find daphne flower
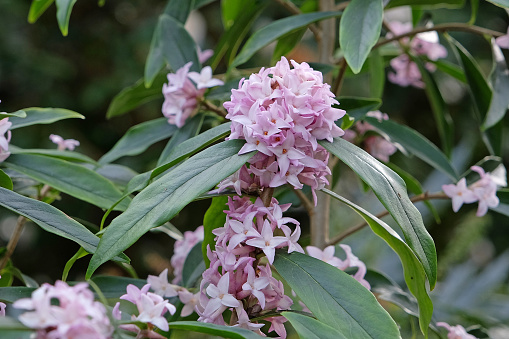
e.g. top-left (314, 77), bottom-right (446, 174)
top-left (0, 117), bottom-right (12, 162)
top-left (437, 322), bottom-right (477, 339)
top-left (135, 294), bottom-right (176, 332)
top-left (49, 134), bottom-right (80, 151)
top-left (246, 220), bottom-right (287, 264)
top-left (188, 66), bottom-right (224, 89)
top-left (178, 289), bottom-right (201, 317)
top-left (147, 268), bottom-right (178, 298)
top-left (197, 47), bottom-right (214, 64)
top-left (241, 265), bottom-right (270, 308)
top-left (363, 136), bottom-right (397, 162)
top-left (203, 272), bottom-right (241, 320)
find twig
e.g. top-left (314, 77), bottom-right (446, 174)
top-left (261, 187), bottom-right (275, 207)
top-left (334, 1), bottom-right (349, 11)
top-left (293, 187), bottom-right (314, 216)
top-left (326, 192), bottom-right (448, 246)
top-left (273, 0), bottom-right (321, 42)
top-left (201, 99), bottom-right (227, 117)
top-left (332, 58), bottom-right (347, 96)
top-left (0, 216), bottom-right (27, 270)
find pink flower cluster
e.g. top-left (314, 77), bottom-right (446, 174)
top-left (170, 225), bottom-right (204, 284)
top-left (0, 117), bottom-right (12, 163)
top-left (387, 22), bottom-right (447, 88)
top-left (197, 196), bottom-right (301, 337)
top-left (162, 63), bottom-right (224, 127)
top-left (223, 57), bottom-right (346, 203)
top-left (437, 322), bottom-right (478, 339)
top-left (116, 283), bottom-right (176, 338)
top-left (442, 165), bottom-right (506, 217)
top-left (306, 244), bottom-right (371, 290)
top-left (342, 111), bottom-right (397, 162)
top-left (13, 281), bottom-right (113, 339)
top-left (50, 134), bottom-right (80, 151)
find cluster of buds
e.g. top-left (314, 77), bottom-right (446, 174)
top-left (442, 165), bottom-right (506, 217)
top-left (223, 57), bottom-right (346, 203)
top-left (343, 111), bottom-right (397, 162)
top-left (49, 134), bottom-right (80, 151)
top-left (0, 116), bottom-right (12, 163)
top-left (162, 62), bottom-right (223, 128)
top-left (13, 281), bottom-right (113, 339)
top-left (196, 196), bottom-right (300, 337)
top-left (386, 22), bottom-right (448, 88)
top-left (115, 283), bottom-right (176, 338)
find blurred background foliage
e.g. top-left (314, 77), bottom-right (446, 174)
top-left (0, 0), bottom-right (509, 336)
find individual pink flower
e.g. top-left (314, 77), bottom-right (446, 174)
top-left (363, 136), bottom-right (397, 162)
top-left (437, 322), bottom-right (477, 339)
top-left (49, 134), bottom-right (80, 151)
top-left (246, 219), bottom-right (287, 264)
top-left (188, 66), bottom-right (224, 89)
top-left (0, 117), bottom-right (12, 163)
top-left (147, 268), bottom-right (178, 298)
top-left (197, 47), bottom-right (214, 64)
top-left (495, 27), bottom-right (509, 49)
top-left (0, 301), bottom-right (5, 316)
top-left (203, 272), bottom-right (241, 320)
top-left (388, 54), bottom-right (425, 88)
top-left (442, 178), bottom-right (477, 212)
top-left (178, 289), bottom-right (201, 317)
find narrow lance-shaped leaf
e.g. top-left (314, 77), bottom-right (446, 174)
top-left (168, 321), bottom-right (262, 339)
top-left (86, 140), bottom-right (255, 278)
top-left (0, 187), bottom-right (129, 263)
top-left (0, 110), bottom-right (26, 119)
top-left (231, 11), bottom-right (342, 68)
top-left (485, 0), bottom-right (509, 8)
top-left (274, 251), bottom-right (401, 338)
top-left (28, 0), bottom-right (55, 23)
top-left (3, 154), bottom-right (130, 211)
top-left (365, 117), bottom-right (458, 181)
top-left (99, 118), bottom-right (177, 165)
top-left (322, 188), bottom-right (433, 337)
top-left (145, 14), bottom-right (200, 87)
top-left (182, 242), bottom-right (205, 287)
top-left (369, 49), bottom-right (385, 98)
top-left (0, 169), bottom-right (13, 190)
top-left (282, 312), bottom-right (348, 339)
top-left (337, 97), bottom-right (381, 120)
top-left (483, 40), bottom-right (509, 129)
top-left (202, 196), bottom-right (228, 267)
top-left (106, 73), bottom-right (167, 119)
top-left (319, 137), bottom-right (437, 289)
top-left (340, 0), bottom-right (383, 74)
top-left (10, 147), bottom-right (97, 164)
top-left (55, 0), bottom-right (77, 36)
top-left (164, 0), bottom-right (195, 23)
top-left (8, 108), bottom-right (84, 130)
top-left (386, 0), bottom-right (465, 8)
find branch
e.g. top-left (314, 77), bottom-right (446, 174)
top-left (261, 187), bottom-right (275, 207)
top-left (326, 192), bottom-right (448, 247)
top-left (201, 99), bottom-right (227, 117)
top-left (0, 216), bottom-right (27, 270)
top-left (293, 187), bottom-right (314, 216)
top-left (332, 58), bottom-right (347, 96)
top-left (273, 0), bottom-right (321, 42)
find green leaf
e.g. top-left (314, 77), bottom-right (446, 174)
top-left (55, 0), bottom-right (77, 36)
top-left (337, 97), bottom-right (382, 120)
top-left (8, 108), bottom-right (84, 130)
top-left (106, 74), bottom-right (167, 119)
top-left (231, 11), bottom-right (341, 68)
top-left (432, 59), bottom-right (466, 83)
top-left (273, 28), bottom-right (307, 63)
top-left (449, 37), bottom-right (492, 120)
top-left (369, 49), bottom-right (385, 98)
top-left (202, 196), bottom-right (228, 267)
top-left (274, 251), bottom-right (401, 338)
top-left (340, 0), bottom-right (383, 74)
top-left (90, 275), bottom-right (146, 298)
top-left (0, 187), bottom-right (129, 263)
top-left (10, 147), bottom-right (97, 164)
top-left (319, 138), bottom-right (437, 289)
top-left (86, 140), bottom-right (254, 279)
top-left (416, 59), bottom-right (454, 157)
top-left (93, 164), bottom-right (138, 189)
top-left (322, 189), bottom-right (433, 337)
top-left (168, 321), bottom-right (263, 339)
top-left (157, 115), bottom-right (204, 166)
top-left (182, 242), bottom-right (205, 287)
top-left (469, 0), bottom-right (479, 24)
top-left (365, 117), bottom-right (458, 181)
top-left (28, 0), bottom-right (55, 23)
top-left (4, 154), bottom-right (130, 211)
top-left (164, 0), bottom-right (195, 23)
top-left (282, 312), bottom-right (348, 339)
top-left (221, 0), bottom-right (246, 29)
top-left (386, 0), bottom-right (465, 8)
top-left (145, 14), bottom-right (200, 87)
top-left (485, 0), bottom-right (509, 7)
top-left (194, 0), bottom-right (216, 9)
top-left (483, 41), bottom-right (509, 129)
top-left (99, 118), bottom-right (177, 165)
top-left (0, 287), bottom-right (35, 303)
top-left (0, 110), bottom-right (26, 119)
top-left (0, 169), bottom-right (13, 190)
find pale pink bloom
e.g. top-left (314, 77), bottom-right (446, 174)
top-left (135, 294), bottom-right (176, 332)
top-left (188, 66), bottom-right (224, 89)
top-left (388, 54), bottom-right (425, 88)
top-left (0, 302), bottom-right (5, 316)
top-left (364, 135), bottom-right (397, 162)
top-left (49, 134), bottom-right (80, 151)
top-left (241, 265), bottom-right (270, 308)
top-left (442, 178), bottom-right (477, 212)
top-left (306, 245), bottom-right (344, 267)
top-left (366, 110), bottom-right (389, 122)
top-left (337, 244), bottom-right (371, 290)
top-left (0, 117), bottom-right (12, 163)
top-left (178, 289), bottom-right (201, 317)
top-left (233, 309), bottom-right (264, 332)
top-left (171, 226), bottom-right (204, 284)
top-left (437, 322), bottom-right (477, 339)
top-left (203, 273), bottom-right (241, 320)
top-left (147, 268), bottom-right (178, 298)
top-left (112, 302), bottom-right (121, 320)
top-left (266, 316), bottom-right (288, 338)
top-left (495, 27), bottom-right (509, 49)
top-left (281, 224), bottom-right (304, 254)
top-left (120, 283), bottom-right (151, 305)
top-left (246, 220), bottom-right (287, 264)
top-left (197, 47), bottom-right (214, 64)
